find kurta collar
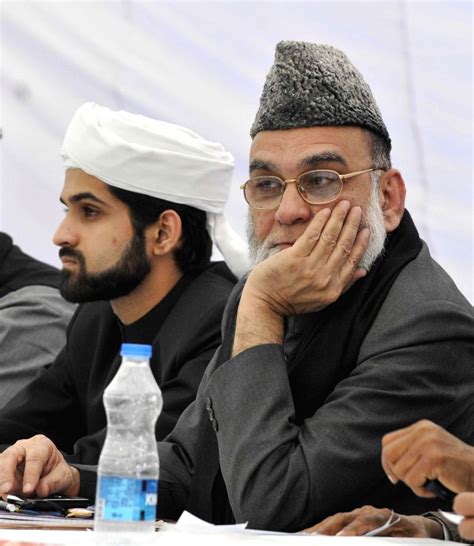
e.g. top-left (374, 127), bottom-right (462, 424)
top-left (119, 273), bottom-right (195, 344)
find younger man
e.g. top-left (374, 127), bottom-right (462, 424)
top-left (0, 103), bottom-right (247, 466)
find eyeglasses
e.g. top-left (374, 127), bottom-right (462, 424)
top-left (240, 168), bottom-right (378, 210)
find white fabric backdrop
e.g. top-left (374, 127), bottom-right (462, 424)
top-left (1, 1), bottom-right (472, 301)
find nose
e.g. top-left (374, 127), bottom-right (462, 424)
top-left (52, 214), bottom-right (79, 248)
top-left (274, 182), bottom-right (313, 226)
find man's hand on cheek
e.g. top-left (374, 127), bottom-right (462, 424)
top-left (0, 435), bottom-right (80, 498)
top-left (233, 201), bottom-right (369, 356)
top-left (245, 200), bottom-right (369, 316)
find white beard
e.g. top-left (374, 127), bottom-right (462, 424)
top-left (358, 181), bottom-right (387, 270)
top-left (247, 182), bottom-right (386, 271)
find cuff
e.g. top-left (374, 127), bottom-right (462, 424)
top-left (71, 464), bottom-right (98, 501)
top-left (424, 512), bottom-right (460, 542)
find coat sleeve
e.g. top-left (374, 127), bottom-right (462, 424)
top-left (0, 306), bottom-right (86, 453)
top-left (0, 285), bottom-right (75, 407)
top-left (154, 347), bottom-right (225, 521)
top-left (204, 297), bottom-right (474, 531)
top-left (152, 279), bottom-right (243, 521)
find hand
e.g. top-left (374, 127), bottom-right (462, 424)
top-left (454, 492), bottom-right (474, 540)
top-left (382, 420), bottom-right (474, 497)
top-left (303, 505), bottom-right (443, 538)
top-left (245, 201), bottom-right (369, 316)
top-left (233, 202), bottom-right (369, 355)
top-left (0, 435), bottom-right (80, 497)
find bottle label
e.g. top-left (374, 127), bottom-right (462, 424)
top-left (96, 477), bottom-right (158, 522)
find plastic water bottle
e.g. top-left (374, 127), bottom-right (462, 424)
top-left (95, 343), bottom-right (161, 533)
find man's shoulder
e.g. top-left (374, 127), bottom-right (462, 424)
top-left (182, 261), bottom-right (237, 304)
top-left (360, 242), bottom-right (473, 358)
top-left (0, 284), bottom-right (76, 320)
top-left (160, 262), bottom-right (236, 336)
top-left (384, 242), bottom-right (471, 312)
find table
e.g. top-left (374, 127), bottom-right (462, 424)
top-left (0, 528), bottom-right (457, 546)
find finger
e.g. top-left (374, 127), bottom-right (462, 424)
top-left (0, 445), bottom-right (26, 494)
top-left (337, 514), bottom-right (388, 536)
top-left (399, 458), bottom-right (437, 497)
top-left (21, 442), bottom-right (51, 494)
top-left (389, 439), bottom-right (425, 483)
top-left (338, 226), bottom-right (370, 285)
top-left (382, 420), bottom-right (438, 450)
top-left (382, 432), bottom-right (415, 483)
top-left (311, 200), bottom-right (351, 262)
top-left (385, 426), bottom-right (449, 494)
top-left (326, 205), bottom-right (362, 268)
top-left (459, 518), bottom-right (474, 541)
top-left (307, 513), bottom-right (351, 535)
top-left (334, 507), bottom-right (392, 537)
top-left (454, 493), bottom-right (474, 516)
top-left (35, 462), bottom-right (71, 497)
top-left (292, 207), bottom-right (331, 257)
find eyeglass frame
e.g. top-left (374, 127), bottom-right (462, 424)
top-left (240, 168), bottom-right (381, 209)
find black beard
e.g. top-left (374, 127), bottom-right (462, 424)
top-left (59, 231), bottom-right (151, 303)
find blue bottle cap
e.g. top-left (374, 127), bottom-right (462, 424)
top-left (120, 343), bottom-right (152, 358)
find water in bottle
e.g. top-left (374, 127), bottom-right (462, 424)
top-left (95, 343), bottom-right (162, 533)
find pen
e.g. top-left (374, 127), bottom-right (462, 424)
top-left (0, 499), bottom-right (63, 517)
top-left (424, 479), bottom-right (456, 503)
top-left (0, 500), bottom-right (19, 512)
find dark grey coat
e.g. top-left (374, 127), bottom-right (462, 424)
top-left (78, 244), bottom-right (473, 531)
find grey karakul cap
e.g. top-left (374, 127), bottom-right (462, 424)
top-left (251, 41), bottom-right (391, 150)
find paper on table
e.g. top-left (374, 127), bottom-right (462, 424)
top-left (173, 510), bottom-right (398, 538)
top-left (174, 510), bottom-right (248, 533)
top-left (173, 511), bottom-right (299, 536)
top-left (439, 511), bottom-right (464, 525)
top-left (0, 511), bottom-right (93, 529)
top-left (293, 510), bottom-right (402, 538)
top-left (362, 510), bottom-right (401, 536)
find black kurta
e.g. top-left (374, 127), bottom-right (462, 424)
top-left (0, 262), bottom-right (235, 464)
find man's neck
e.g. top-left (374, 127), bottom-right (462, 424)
top-left (110, 265), bottom-right (183, 325)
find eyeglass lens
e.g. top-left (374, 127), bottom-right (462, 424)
top-left (245, 171), bottom-right (342, 209)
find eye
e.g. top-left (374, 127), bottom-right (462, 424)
top-left (253, 177), bottom-right (282, 192)
top-left (300, 171), bottom-right (338, 192)
top-left (82, 205), bottom-right (99, 218)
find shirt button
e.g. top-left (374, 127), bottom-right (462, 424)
top-left (205, 397), bottom-right (213, 411)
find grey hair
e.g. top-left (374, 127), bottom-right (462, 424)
top-left (359, 168), bottom-right (387, 270)
top-left (368, 130), bottom-right (392, 171)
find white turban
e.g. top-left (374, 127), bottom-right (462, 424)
top-left (61, 102), bottom-right (249, 278)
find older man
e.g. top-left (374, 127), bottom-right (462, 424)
top-left (0, 103), bottom-right (246, 477)
top-left (1, 43), bottom-right (472, 531)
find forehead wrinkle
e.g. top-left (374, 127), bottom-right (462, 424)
top-left (298, 152), bottom-right (348, 170)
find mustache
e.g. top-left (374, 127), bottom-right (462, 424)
top-left (59, 247), bottom-right (84, 262)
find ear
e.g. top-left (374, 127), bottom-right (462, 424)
top-left (147, 210), bottom-right (183, 257)
top-left (378, 169), bottom-right (406, 233)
